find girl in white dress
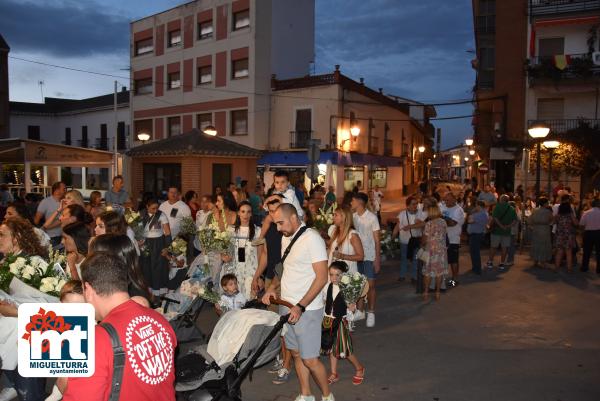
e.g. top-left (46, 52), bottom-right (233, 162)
top-left (222, 201), bottom-right (261, 300)
top-left (328, 207), bottom-right (364, 274)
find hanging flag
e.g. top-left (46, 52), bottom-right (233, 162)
top-left (554, 55), bottom-right (568, 70)
top-left (529, 28), bottom-right (536, 58)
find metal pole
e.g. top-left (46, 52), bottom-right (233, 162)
top-left (113, 80), bottom-right (118, 178)
top-left (547, 148), bottom-right (553, 196)
top-left (535, 141), bottom-right (541, 197)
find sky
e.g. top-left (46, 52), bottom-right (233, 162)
top-left (1, 0), bottom-right (475, 149)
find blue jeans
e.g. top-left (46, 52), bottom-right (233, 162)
top-left (506, 235), bottom-right (517, 263)
top-left (469, 233), bottom-right (485, 273)
top-left (399, 243), bottom-right (417, 279)
top-left (3, 369), bottom-right (46, 401)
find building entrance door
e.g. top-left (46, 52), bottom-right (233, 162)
top-left (143, 163), bottom-right (181, 197)
top-left (212, 163), bottom-right (232, 192)
top-left (492, 160), bottom-right (515, 193)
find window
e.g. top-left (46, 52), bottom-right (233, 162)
top-left (135, 38), bottom-right (153, 56)
top-left (292, 109), bottom-right (311, 148)
top-left (65, 127), bottom-right (71, 145)
top-left (370, 168), bottom-right (388, 188)
top-left (232, 58), bottom-right (249, 79)
top-left (233, 9), bottom-right (250, 30)
top-left (197, 65), bottom-right (212, 84)
top-left (198, 21), bottom-right (213, 40)
top-left (168, 72), bottom-right (181, 90)
top-left (80, 126), bottom-right (88, 148)
top-left (197, 113), bottom-right (212, 131)
top-left (86, 168), bottom-right (109, 190)
top-left (135, 78), bottom-right (152, 95)
top-left (168, 29), bottom-right (181, 47)
top-left (168, 117), bottom-right (181, 137)
top-left (539, 37), bottom-right (564, 57)
top-left (537, 98), bottom-right (564, 120)
top-left (479, 47), bottom-right (495, 69)
top-left (117, 122), bottom-right (126, 150)
top-left (231, 110), bottom-right (248, 135)
top-left (27, 126), bottom-right (40, 140)
top-left (479, 0), bottom-right (495, 15)
top-left (370, 136), bottom-right (379, 154)
top-left (99, 124), bottom-right (108, 150)
top-left (135, 119), bottom-right (153, 141)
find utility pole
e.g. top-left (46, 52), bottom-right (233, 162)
top-left (113, 80), bottom-right (118, 178)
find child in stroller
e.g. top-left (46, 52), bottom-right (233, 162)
top-left (175, 297), bottom-right (292, 401)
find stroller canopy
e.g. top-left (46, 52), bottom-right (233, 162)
top-left (207, 309), bottom-right (285, 367)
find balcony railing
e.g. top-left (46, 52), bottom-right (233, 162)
top-left (527, 53), bottom-right (600, 83)
top-left (289, 130), bottom-right (312, 149)
top-left (475, 15), bottom-right (495, 35)
top-left (369, 136), bottom-right (379, 154)
top-left (527, 118), bottom-right (600, 134)
top-left (530, 0), bottom-right (600, 16)
top-left (77, 139), bottom-right (88, 148)
top-left (95, 137), bottom-right (109, 150)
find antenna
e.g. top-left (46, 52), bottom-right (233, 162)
top-left (38, 80), bottom-right (45, 102)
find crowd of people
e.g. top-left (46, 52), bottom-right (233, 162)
top-left (0, 171), bottom-right (389, 401)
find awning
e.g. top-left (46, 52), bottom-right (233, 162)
top-left (535, 16), bottom-right (600, 28)
top-left (258, 151), bottom-right (405, 168)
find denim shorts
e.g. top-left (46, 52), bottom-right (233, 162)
top-left (358, 260), bottom-right (376, 279)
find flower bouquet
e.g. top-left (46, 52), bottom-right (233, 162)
top-left (0, 254), bottom-right (66, 302)
top-left (380, 229), bottom-right (400, 259)
top-left (314, 202), bottom-right (336, 234)
top-left (178, 216), bottom-right (197, 239)
top-left (338, 272), bottom-right (368, 305)
top-left (180, 280), bottom-right (227, 310)
top-left (167, 237), bottom-right (188, 257)
top-left (125, 209), bottom-right (149, 256)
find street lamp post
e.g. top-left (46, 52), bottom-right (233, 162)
top-left (543, 140), bottom-right (560, 196)
top-left (528, 122), bottom-right (550, 197)
top-left (203, 125), bottom-right (217, 136)
top-left (418, 145), bottom-right (425, 181)
top-left (137, 132), bottom-right (150, 144)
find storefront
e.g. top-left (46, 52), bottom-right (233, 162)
top-left (258, 150), bottom-right (405, 199)
top-left (0, 138), bottom-right (116, 197)
top-left (127, 129), bottom-right (261, 198)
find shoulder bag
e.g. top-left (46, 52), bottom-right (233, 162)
top-left (274, 226), bottom-right (308, 277)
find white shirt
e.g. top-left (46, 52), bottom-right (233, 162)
top-left (398, 209), bottom-right (427, 244)
top-left (220, 292), bottom-right (247, 311)
top-left (279, 186), bottom-right (304, 220)
top-left (372, 190), bottom-right (383, 211)
top-left (580, 207), bottom-right (600, 230)
top-left (158, 200), bottom-right (191, 238)
top-left (439, 203), bottom-right (465, 244)
top-left (144, 212), bottom-right (169, 239)
top-left (328, 228), bottom-right (360, 274)
top-left (353, 209), bottom-right (380, 261)
top-left (280, 225), bottom-right (328, 310)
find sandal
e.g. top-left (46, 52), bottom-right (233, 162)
top-left (327, 372), bottom-right (339, 384)
top-left (352, 367), bottom-right (365, 385)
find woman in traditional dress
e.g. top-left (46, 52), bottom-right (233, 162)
top-left (140, 198), bottom-right (171, 295)
top-left (421, 204), bottom-right (448, 301)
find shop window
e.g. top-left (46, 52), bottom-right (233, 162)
top-left (343, 167), bottom-right (364, 192)
top-left (86, 168), bottom-right (109, 190)
top-left (370, 168), bottom-right (388, 188)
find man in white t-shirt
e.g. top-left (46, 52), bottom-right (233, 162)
top-left (392, 195), bottom-right (426, 282)
top-left (262, 204), bottom-right (333, 401)
top-left (440, 193), bottom-right (465, 287)
top-left (158, 186), bottom-right (191, 238)
top-left (351, 192), bottom-right (380, 328)
top-left (34, 181), bottom-right (66, 248)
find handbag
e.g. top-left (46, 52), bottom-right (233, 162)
top-left (416, 247), bottom-right (430, 264)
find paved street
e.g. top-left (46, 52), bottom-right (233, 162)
top-left (241, 250), bottom-right (600, 401)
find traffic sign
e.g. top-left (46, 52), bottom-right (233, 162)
top-left (307, 163), bottom-right (319, 181)
top-left (307, 139), bottom-right (321, 163)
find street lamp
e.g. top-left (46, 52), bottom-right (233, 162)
top-left (465, 138), bottom-right (473, 146)
top-left (418, 145), bottom-right (425, 153)
top-left (203, 125), bottom-right (217, 136)
top-left (543, 140), bottom-right (560, 196)
top-left (350, 125), bottom-right (360, 137)
top-left (469, 149), bottom-right (475, 156)
top-left (464, 157), bottom-right (470, 179)
top-left (137, 132), bottom-right (150, 143)
top-left (528, 122), bottom-right (550, 197)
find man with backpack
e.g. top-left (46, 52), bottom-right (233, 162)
top-left (64, 252), bottom-right (177, 401)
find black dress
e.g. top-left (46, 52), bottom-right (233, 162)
top-left (140, 210), bottom-right (170, 295)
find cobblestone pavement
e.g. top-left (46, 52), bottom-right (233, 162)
top-left (240, 250), bottom-right (600, 401)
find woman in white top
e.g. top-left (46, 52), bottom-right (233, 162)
top-left (140, 198), bottom-right (171, 295)
top-left (222, 201), bottom-right (261, 300)
top-left (328, 206), bottom-right (364, 274)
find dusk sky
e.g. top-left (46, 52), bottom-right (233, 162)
top-left (1, 0), bottom-right (475, 149)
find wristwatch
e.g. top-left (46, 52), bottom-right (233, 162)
top-left (295, 303), bottom-right (306, 313)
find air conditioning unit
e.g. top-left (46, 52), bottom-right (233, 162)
top-left (593, 52), bottom-right (600, 66)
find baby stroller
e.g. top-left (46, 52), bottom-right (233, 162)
top-left (175, 298), bottom-right (292, 401)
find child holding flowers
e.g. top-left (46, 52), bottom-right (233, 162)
top-left (322, 261), bottom-right (366, 386)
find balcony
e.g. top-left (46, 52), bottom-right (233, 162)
top-left (289, 130), bottom-right (312, 149)
top-left (529, 0), bottom-right (600, 16)
top-left (475, 15), bottom-right (495, 35)
top-left (527, 118), bottom-right (600, 134)
top-left (95, 137), bottom-right (109, 150)
top-left (77, 139), bottom-right (88, 148)
top-left (527, 53), bottom-right (600, 85)
top-left (369, 136), bottom-right (379, 154)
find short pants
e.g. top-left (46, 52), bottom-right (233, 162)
top-left (281, 307), bottom-right (323, 359)
top-left (447, 244), bottom-right (460, 264)
top-left (358, 260), bottom-right (376, 279)
top-left (491, 234), bottom-right (511, 249)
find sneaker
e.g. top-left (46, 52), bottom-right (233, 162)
top-left (447, 279), bottom-right (458, 287)
top-left (499, 263), bottom-right (506, 271)
top-left (366, 312), bottom-right (375, 328)
top-left (353, 310), bottom-right (365, 321)
top-left (268, 357), bottom-right (283, 374)
top-left (486, 261), bottom-right (494, 269)
top-left (0, 388), bottom-right (17, 401)
top-left (322, 394), bottom-right (336, 401)
top-left (272, 368), bottom-right (290, 384)
top-left (294, 395), bottom-right (316, 401)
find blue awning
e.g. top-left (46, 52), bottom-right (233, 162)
top-left (258, 151), bottom-right (404, 167)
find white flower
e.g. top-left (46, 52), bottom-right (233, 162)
top-left (197, 286), bottom-right (205, 296)
top-left (9, 262), bottom-right (19, 275)
top-left (341, 275), bottom-right (351, 285)
top-left (14, 258), bottom-right (26, 269)
top-left (56, 279), bottom-right (67, 292)
top-left (39, 283), bottom-right (55, 293)
top-left (353, 272), bottom-right (362, 281)
top-left (106, 206), bottom-right (113, 211)
top-left (21, 265), bottom-right (36, 279)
